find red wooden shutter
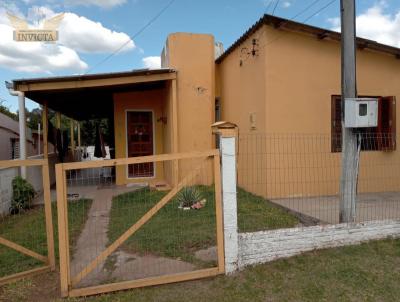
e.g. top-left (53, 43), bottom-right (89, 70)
top-left (376, 97), bottom-right (384, 150)
top-left (381, 96), bottom-right (396, 151)
top-left (331, 95), bottom-right (342, 152)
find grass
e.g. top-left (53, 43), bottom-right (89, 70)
top-left (107, 186), bottom-right (217, 264)
top-left (1, 238), bottom-right (400, 301)
top-left (107, 186), bottom-right (299, 264)
top-left (237, 188), bottom-right (300, 232)
top-left (0, 199), bottom-right (92, 277)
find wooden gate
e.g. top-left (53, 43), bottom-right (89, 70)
top-left (56, 150), bottom-right (224, 297)
top-left (0, 159), bottom-right (55, 285)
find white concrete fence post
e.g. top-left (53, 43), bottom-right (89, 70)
top-left (215, 125), bottom-right (239, 274)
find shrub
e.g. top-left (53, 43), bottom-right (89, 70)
top-left (176, 186), bottom-right (202, 208)
top-left (10, 176), bottom-right (35, 214)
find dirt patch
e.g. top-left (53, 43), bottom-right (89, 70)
top-left (0, 270), bottom-right (60, 302)
top-left (109, 250), bottom-right (195, 282)
top-left (195, 246), bottom-right (217, 262)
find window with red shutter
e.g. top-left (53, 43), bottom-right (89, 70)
top-left (331, 95), bottom-right (396, 152)
top-left (380, 96), bottom-right (396, 151)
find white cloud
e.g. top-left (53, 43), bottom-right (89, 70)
top-left (327, 16), bottom-right (340, 29)
top-left (17, 0), bottom-right (127, 9)
top-left (0, 3), bottom-right (22, 24)
top-left (59, 13), bottom-right (134, 53)
top-left (328, 3), bottom-right (400, 48)
top-left (142, 56), bottom-right (161, 69)
top-left (23, 7), bottom-right (135, 53)
top-left (0, 5), bottom-right (135, 73)
top-left (65, 0), bottom-right (127, 9)
top-left (282, 1), bottom-right (291, 8)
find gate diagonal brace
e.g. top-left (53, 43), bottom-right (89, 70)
top-left (0, 235), bottom-right (48, 263)
top-left (71, 158), bottom-right (209, 286)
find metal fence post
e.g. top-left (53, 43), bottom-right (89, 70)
top-left (217, 126), bottom-right (239, 274)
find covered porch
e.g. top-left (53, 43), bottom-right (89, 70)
top-left (12, 68), bottom-right (179, 189)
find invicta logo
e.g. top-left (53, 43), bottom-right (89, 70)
top-left (7, 13), bottom-right (64, 42)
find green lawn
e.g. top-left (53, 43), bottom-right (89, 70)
top-left (0, 199), bottom-right (92, 277)
top-left (107, 186), bottom-right (218, 265)
top-left (107, 186), bottom-right (299, 264)
top-left (1, 238), bottom-right (399, 302)
top-left (237, 188), bottom-right (300, 232)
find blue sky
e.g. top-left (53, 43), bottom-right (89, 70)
top-left (0, 0), bottom-right (399, 113)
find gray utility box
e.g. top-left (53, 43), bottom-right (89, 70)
top-left (344, 98), bottom-right (378, 128)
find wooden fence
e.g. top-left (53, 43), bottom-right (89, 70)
top-left (0, 159), bottom-right (55, 285)
top-left (56, 150), bottom-right (225, 297)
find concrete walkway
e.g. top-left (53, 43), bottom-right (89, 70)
top-left (70, 186), bottom-right (120, 286)
top-left (272, 191), bottom-right (400, 224)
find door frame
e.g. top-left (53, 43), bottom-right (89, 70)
top-left (125, 109), bottom-right (156, 179)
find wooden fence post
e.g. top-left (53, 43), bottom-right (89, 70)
top-left (56, 164), bottom-right (70, 297)
top-left (42, 162), bottom-right (55, 270)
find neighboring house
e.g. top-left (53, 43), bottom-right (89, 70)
top-left (0, 113), bottom-right (45, 215)
top-left (0, 112), bottom-right (38, 160)
top-left (8, 14), bottom-right (400, 196)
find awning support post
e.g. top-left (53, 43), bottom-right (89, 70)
top-left (42, 102), bottom-right (48, 159)
top-left (8, 88), bottom-right (26, 178)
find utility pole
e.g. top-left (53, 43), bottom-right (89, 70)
top-left (339, 0), bottom-right (358, 223)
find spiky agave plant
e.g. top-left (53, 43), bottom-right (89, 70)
top-left (177, 186), bottom-right (202, 208)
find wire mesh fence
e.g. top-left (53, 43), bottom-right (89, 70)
top-left (0, 160), bottom-right (54, 283)
top-left (237, 132), bottom-right (400, 232)
top-left (59, 152), bottom-right (222, 294)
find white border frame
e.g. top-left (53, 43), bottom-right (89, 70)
top-left (125, 109), bottom-right (156, 179)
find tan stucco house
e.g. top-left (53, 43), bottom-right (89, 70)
top-left (9, 14), bottom-right (400, 195)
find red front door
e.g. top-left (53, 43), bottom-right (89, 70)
top-left (127, 111), bottom-right (154, 177)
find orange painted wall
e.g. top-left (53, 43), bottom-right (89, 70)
top-left (217, 25), bottom-right (400, 199)
top-left (113, 89), bottom-right (166, 185)
top-left (161, 81), bottom-right (175, 185)
top-left (162, 33), bottom-right (215, 182)
top-left (216, 30), bottom-right (267, 133)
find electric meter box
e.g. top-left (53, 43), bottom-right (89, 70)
top-left (344, 98), bottom-right (378, 128)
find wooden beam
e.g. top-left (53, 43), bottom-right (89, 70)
top-left (358, 42), bottom-right (369, 50)
top-left (0, 159), bottom-right (46, 168)
top-left (317, 31), bottom-right (329, 40)
top-left (69, 267), bottom-right (220, 298)
top-left (0, 266), bottom-right (51, 286)
top-left (42, 102), bottom-right (48, 159)
top-left (339, 0), bottom-right (358, 223)
top-left (70, 119), bottom-right (75, 151)
top-left (15, 73), bottom-right (177, 92)
top-left (56, 164), bottom-right (70, 297)
top-left (77, 122), bottom-right (81, 147)
top-left (71, 159), bottom-right (209, 286)
top-left (171, 79), bottom-right (179, 185)
top-left (273, 20), bottom-right (284, 29)
top-left (0, 236), bottom-right (47, 263)
top-left (42, 163), bottom-right (55, 270)
top-left (62, 150), bottom-right (219, 171)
